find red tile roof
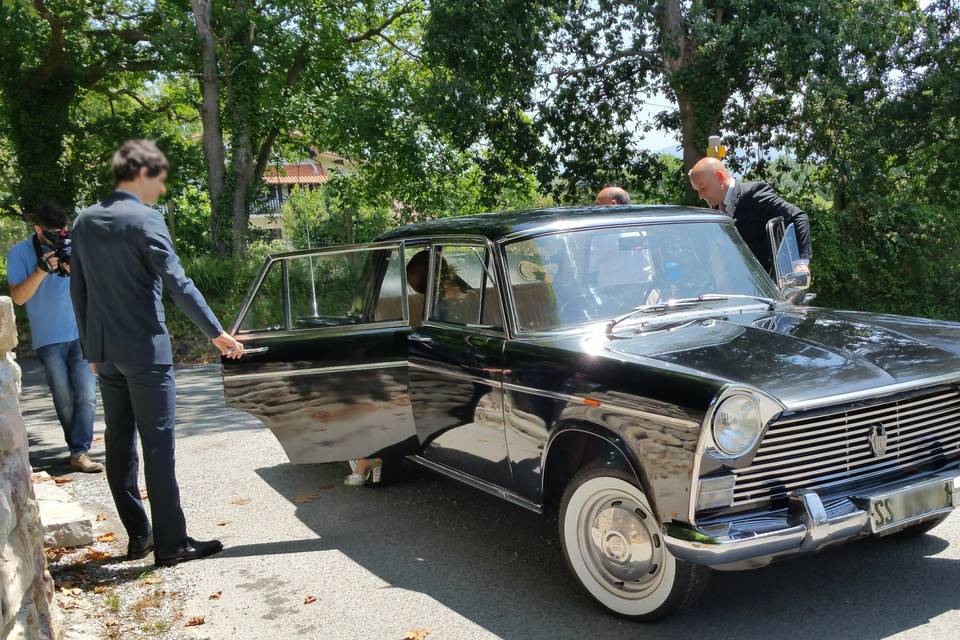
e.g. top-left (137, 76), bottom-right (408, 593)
top-left (263, 163), bottom-right (329, 185)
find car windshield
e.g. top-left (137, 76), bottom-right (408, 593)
top-left (503, 221), bottom-right (781, 333)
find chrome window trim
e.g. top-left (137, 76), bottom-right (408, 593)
top-left (222, 360), bottom-right (407, 382)
top-left (232, 242), bottom-right (408, 336)
top-left (495, 218), bottom-right (760, 338)
top-left (423, 238), bottom-right (508, 332)
top-left (497, 213), bottom-right (731, 243)
top-left (230, 256), bottom-right (278, 335)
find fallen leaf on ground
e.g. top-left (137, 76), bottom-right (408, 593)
top-left (95, 513), bottom-right (108, 522)
top-left (209, 591), bottom-right (223, 600)
top-left (57, 581), bottom-right (76, 589)
top-left (185, 616), bottom-right (205, 627)
top-left (33, 474), bottom-right (52, 483)
top-left (97, 532), bottom-right (116, 543)
top-left (216, 521), bottom-right (230, 527)
top-left (294, 494), bottom-right (319, 504)
top-left (93, 436), bottom-right (104, 444)
top-left (403, 630), bottom-right (431, 640)
top-left (139, 576), bottom-right (162, 585)
top-left (230, 497), bottom-right (251, 506)
top-left (140, 490), bottom-right (149, 500)
top-left (44, 547), bottom-right (67, 562)
top-left (58, 599), bottom-right (79, 610)
top-left (104, 620), bottom-right (119, 628)
top-left (60, 587), bottom-right (82, 596)
top-left (94, 586), bottom-right (109, 594)
top-left (303, 595), bottom-right (317, 605)
top-left (52, 476), bottom-right (72, 485)
top-left (85, 549), bottom-right (111, 562)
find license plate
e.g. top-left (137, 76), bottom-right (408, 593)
top-left (868, 480), bottom-right (954, 534)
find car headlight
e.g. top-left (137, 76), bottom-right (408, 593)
top-left (712, 395), bottom-right (762, 456)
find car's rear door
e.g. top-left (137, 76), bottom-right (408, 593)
top-left (221, 242), bottom-right (421, 464)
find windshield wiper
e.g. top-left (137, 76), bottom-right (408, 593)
top-left (605, 293), bottom-right (779, 338)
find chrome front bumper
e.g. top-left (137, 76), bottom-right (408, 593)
top-left (664, 467), bottom-right (960, 568)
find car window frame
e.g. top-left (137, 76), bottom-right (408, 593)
top-left (497, 218), bottom-right (779, 337)
top-left (418, 236), bottom-right (507, 337)
top-left (231, 240), bottom-right (409, 337)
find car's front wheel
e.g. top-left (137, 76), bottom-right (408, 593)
top-left (559, 466), bottom-right (709, 621)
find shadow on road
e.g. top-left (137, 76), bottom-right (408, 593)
top-left (241, 460), bottom-right (959, 640)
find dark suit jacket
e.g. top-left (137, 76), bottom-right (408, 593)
top-left (729, 181), bottom-right (812, 273)
top-left (70, 191), bottom-right (223, 365)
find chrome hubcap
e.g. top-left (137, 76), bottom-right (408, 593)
top-left (580, 494), bottom-right (664, 597)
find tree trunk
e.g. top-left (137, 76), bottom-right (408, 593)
top-left (190, 0), bottom-right (229, 255)
top-left (229, 131), bottom-right (255, 258)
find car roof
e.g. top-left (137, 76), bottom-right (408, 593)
top-left (376, 205), bottom-right (729, 243)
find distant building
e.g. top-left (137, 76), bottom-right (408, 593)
top-left (250, 150), bottom-right (354, 233)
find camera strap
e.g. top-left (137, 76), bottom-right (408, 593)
top-left (32, 234), bottom-right (58, 273)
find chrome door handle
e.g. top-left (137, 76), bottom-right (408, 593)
top-left (408, 335), bottom-right (433, 345)
top-left (242, 346), bottom-right (269, 355)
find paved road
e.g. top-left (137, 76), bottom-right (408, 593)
top-left (20, 360), bottom-right (960, 639)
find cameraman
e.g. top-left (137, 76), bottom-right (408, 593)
top-left (6, 203), bottom-right (102, 473)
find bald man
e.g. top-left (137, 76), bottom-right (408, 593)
top-left (595, 186), bottom-right (631, 205)
top-left (688, 157), bottom-right (811, 275)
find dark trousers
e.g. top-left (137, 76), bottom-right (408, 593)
top-left (36, 339), bottom-right (97, 454)
top-left (97, 363), bottom-right (187, 551)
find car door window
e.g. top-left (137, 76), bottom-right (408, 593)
top-left (429, 244), bottom-right (502, 328)
top-left (237, 260), bottom-right (285, 333)
top-left (235, 245), bottom-right (404, 333)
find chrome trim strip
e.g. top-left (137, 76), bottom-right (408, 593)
top-left (501, 382), bottom-right (699, 429)
top-left (235, 321), bottom-right (410, 340)
top-left (783, 374), bottom-right (960, 411)
top-left (770, 392), bottom-right (958, 434)
top-left (754, 412), bottom-right (960, 463)
top-left (734, 435), bottom-right (960, 492)
top-left (497, 213), bottom-right (729, 243)
top-left (223, 361), bottom-right (407, 382)
top-left (408, 361), bottom-right (498, 387)
top-left (667, 467), bottom-right (960, 565)
top-left (758, 399), bottom-right (959, 450)
top-left (409, 455), bottom-right (543, 514)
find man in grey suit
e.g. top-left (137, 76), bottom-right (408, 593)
top-left (71, 139), bottom-right (244, 566)
top-left (688, 157), bottom-right (812, 275)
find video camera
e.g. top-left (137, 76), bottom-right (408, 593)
top-left (33, 227), bottom-right (72, 277)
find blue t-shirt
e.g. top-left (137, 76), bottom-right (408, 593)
top-left (6, 237), bottom-right (80, 350)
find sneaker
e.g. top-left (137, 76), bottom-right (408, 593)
top-left (69, 453), bottom-right (104, 473)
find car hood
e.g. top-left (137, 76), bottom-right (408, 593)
top-left (589, 306), bottom-right (960, 408)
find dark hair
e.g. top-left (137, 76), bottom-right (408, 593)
top-left (603, 184), bottom-right (631, 204)
top-left (112, 139), bottom-right (170, 183)
top-left (32, 202), bottom-right (68, 229)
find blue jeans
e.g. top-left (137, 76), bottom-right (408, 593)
top-left (36, 339), bottom-right (97, 455)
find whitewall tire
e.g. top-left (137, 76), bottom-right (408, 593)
top-left (559, 466), bottom-right (709, 620)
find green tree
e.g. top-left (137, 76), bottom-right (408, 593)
top-left (0, 0), bottom-right (175, 213)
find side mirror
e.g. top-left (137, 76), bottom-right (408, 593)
top-left (780, 270), bottom-right (810, 291)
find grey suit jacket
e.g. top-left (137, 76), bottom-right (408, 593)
top-left (70, 191), bottom-right (223, 365)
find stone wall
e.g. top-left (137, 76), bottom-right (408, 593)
top-left (0, 296), bottom-right (59, 640)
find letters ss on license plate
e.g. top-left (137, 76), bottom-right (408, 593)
top-left (867, 480), bottom-right (954, 534)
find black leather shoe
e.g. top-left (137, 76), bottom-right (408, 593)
top-left (154, 537), bottom-right (223, 567)
top-left (127, 533), bottom-right (154, 561)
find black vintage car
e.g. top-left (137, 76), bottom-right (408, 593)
top-left (222, 206), bottom-right (960, 620)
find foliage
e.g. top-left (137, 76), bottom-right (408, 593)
top-left (167, 185), bottom-right (213, 256)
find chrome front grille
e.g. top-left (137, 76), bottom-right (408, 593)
top-left (731, 387), bottom-right (960, 507)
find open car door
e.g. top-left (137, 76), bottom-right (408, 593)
top-left (221, 242), bottom-right (421, 463)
